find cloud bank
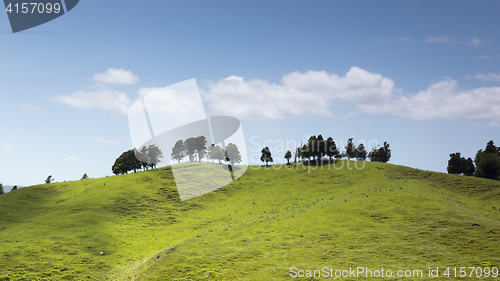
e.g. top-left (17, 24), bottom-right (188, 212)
top-left (51, 89), bottom-right (132, 114)
top-left (93, 68), bottom-right (139, 85)
top-left (52, 67), bottom-right (500, 122)
top-left (202, 67), bottom-right (500, 121)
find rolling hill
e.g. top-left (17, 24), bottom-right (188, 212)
top-left (0, 161), bottom-right (499, 280)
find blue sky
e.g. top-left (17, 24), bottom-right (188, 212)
top-left (1, 0), bottom-right (499, 187)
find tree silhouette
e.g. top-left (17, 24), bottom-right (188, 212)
top-left (45, 175), bottom-right (54, 184)
top-left (208, 144), bottom-right (225, 164)
top-left (0, 184), bottom-right (3, 195)
top-left (355, 143), bottom-right (367, 161)
top-left (81, 173), bottom-right (88, 180)
top-left (344, 138), bottom-right (356, 160)
top-left (301, 144), bottom-right (311, 162)
top-left (284, 150), bottom-right (292, 165)
top-left (261, 147), bottom-right (273, 167)
top-left (447, 153), bottom-right (464, 174)
top-left (463, 157), bottom-right (475, 176)
top-left (112, 149), bottom-right (143, 175)
top-left (171, 140), bottom-right (186, 164)
top-left (195, 136), bottom-right (208, 162)
top-left (325, 137), bottom-right (339, 162)
top-left (368, 142), bottom-right (391, 163)
top-left (146, 144), bottom-right (163, 169)
top-left (225, 143), bottom-right (242, 166)
top-left (474, 140), bottom-right (500, 179)
top-left (184, 137), bottom-right (197, 162)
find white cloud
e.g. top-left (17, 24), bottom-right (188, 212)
top-left (203, 68), bottom-right (500, 122)
top-left (425, 36), bottom-right (457, 44)
top-left (477, 55), bottom-right (492, 60)
top-left (95, 137), bottom-right (127, 144)
top-left (0, 143), bottom-right (15, 150)
top-left (466, 73), bottom-right (500, 82)
top-left (19, 105), bottom-right (42, 114)
top-left (363, 79), bottom-right (500, 120)
top-left (394, 36), bottom-right (412, 42)
top-left (51, 90), bottom-right (132, 114)
top-left (202, 67), bottom-right (394, 120)
top-left (469, 36), bottom-right (490, 46)
top-left (131, 79), bottom-right (207, 139)
top-left (92, 68), bottom-right (139, 85)
top-left (63, 155), bottom-right (83, 163)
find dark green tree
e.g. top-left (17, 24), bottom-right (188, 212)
top-left (306, 135), bottom-right (326, 162)
top-left (447, 153), bottom-right (464, 174)
top-left (474, 140), bottom-right (500, 179)
top-left (301, 144), bottom-right (312, 162)
top-left (112, 149), bottom-right (143, 175)
top-left (314, 135), bottom-right (326, 161)
top-left (355, 143), bottom-right (367, 161)
top-left (345, 138), bottom-right (356, 160)
top-left (261, 147), bottom-right (273, 167)
top-left (284, 150), bottom-right (292, 165)
top-left (463, 157), bottom-right (475, 176)
top-left (12, 185), bottom-right (17, 191)
top-left (368, 142), bottom-right (391, 163)
top-left (225, 143), bottom-right (242, 166)
top-left (325, 137), bottom-right (339, 162)
top-left (81, 173), bottom-right (88, 180)
top-left (45, 175), bottom-right (54, 184)
top-left (171, 140), bottom-right (186, 164)
top-left (0, 184), bottom-right (4, 195)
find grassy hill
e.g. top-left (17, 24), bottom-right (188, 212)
top-left (0, 161), bottom-right (499, 280)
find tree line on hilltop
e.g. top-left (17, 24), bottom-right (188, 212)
top-left (171, 136), bottom-right (241, 166)
top-left (261, 135), bottom-right (391, 167)
top-left (448, 140), bottom-right (500, 180)
top-left (112, 144), bottom-right (163, 175)
top-left (111, 136), bottom-right (242, 175)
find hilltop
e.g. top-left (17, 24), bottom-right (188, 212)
top-left (0, 161), bottom-right (499, 280)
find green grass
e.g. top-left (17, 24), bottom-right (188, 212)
top-left (0, 161), bottom-right (499, 280)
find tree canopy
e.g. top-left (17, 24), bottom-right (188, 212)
top-left (45, 175), bottom-right (54, 184)
top-left (355, 143), bottom-right (367, 161)
top-left (261, 147), bottom-right (273, 166)
top-left (226, 143), bottom-right (242, 166)
top-left (208, 144), bottom-right (225, 164)
top-left (368, 142), bottom-right (391, 163)
top-left (171, 140), bottom-right (185, 164)
top-left (284, 150), bottom-right (292, 165)
top-left (474, 140), bottom-right (500, 179)
top-left (344, 138), bottom-right (356, 160)
top-left (447, 153), bottom-right (475, 176)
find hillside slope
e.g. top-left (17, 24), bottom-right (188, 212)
top-left (0, 161), bottom-right (499, 280)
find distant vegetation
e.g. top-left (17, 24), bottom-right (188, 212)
top-left (285, 135), bottom-right (390, 165)
top-left (448, 140), bottom-right (500, 180)
top-left (112, 145), bottom-right (163, 175)
top-left (260, 147), bottom-right (273, 166)
top-left (112, 137), bottom-right (243, 176)
top-left (45, 175), bottom-right (54, 184)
